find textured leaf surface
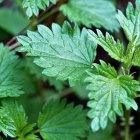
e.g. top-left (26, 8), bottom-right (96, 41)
top-left (88, 29), bottom-right (124, 62)
top-left (2, 100), bottom-right (38, 139)
top-left (17, 22), bottom-right (97, 86)
top-left (0, 108), bottom-right (15, 137)
top-left (132, 47), bottom-right (140, 66)
top-left (116, 0), bottom-right (140, 44)
top-left (60, 0), bottom-right (119, 31)
top-left (2, 100), bottom-right (28, 136)
top-left (22, 0), bottom-right (57, 17)
top-left (0, 44), bottom-right (23, 97)
top-left (18, 134), bottom-right (40, 140)
top-left (38, 100), bottom-right (88, 140)
top-left (116, 0), bottom-right (140, 66)
top-left (0, 8), bottom-right (28, 35)
top-left (85, 61), bottom-right (140, 131)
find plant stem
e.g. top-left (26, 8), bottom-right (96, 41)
top-left (9, 42), bottom-right (20, 50)
top-left (125, 109), bottom-right (131, 140)
top-left (123, 61), bottom-right (131, 140)
top-left (35, 7), bottom-right (58, 25)
top-left (7, 1), bottom-right (59, 47)
top-left (6, 21), bottom-right (32, 46)
top-left (58, 88), bottom-right (73, 98)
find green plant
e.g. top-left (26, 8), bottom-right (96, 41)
top-left (0, 0), bottom-right (140, 140)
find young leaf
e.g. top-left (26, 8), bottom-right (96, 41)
top-left (85, 61), bottom-right (140, 131)
top-left (17, 22), bottom-right (97, 86)
top-left (18, 134), bottom-right (40, 140)
top-left (0, 108), bottom-right (15, 137)
top-left (2, 100), bottom-right (28, 136)
top-left (0, 44), bottom-right (23, 97)
top-left (38, 100), bottom-right (88, 140)
top-left (22, 0), bottom-right (57, 17)
top-left (88, 29), bottom-right (124, 62)
top-left (132, 47), bottom-right (140, 66)
top-left (116, 0), bottom-right (140, 45)
top-left (2, 100), bottom-right (38, 139)
top-left (116, 0), bottom-right (140, 66)
top-left (60, 0), bottom-right (119, 31)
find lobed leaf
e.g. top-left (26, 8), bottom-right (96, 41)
top-left (116, 0), bottom-right (140, 66)
top-left (88, 29), bottom-right (124, 62)
top-left (0, 108), bottom-right (15, 137)
top-left (38, 100), bottom-right (88, 140)
top-left (17, 22), bottom-right (97, 86)
top-left (0, 44), bottom-right (23, 97)
top-left (116, 0), bottom-right (140, 45)
top-left (2, 100), bottom-right (38, 139)
top-left (2, 100), bottom-right (28, 135)
top-left (60, 0), bottom-right (119, 31)
top-left (22, 0), bottom-right (57, 17)
top-left (85, 61), bottom-right (140, 131)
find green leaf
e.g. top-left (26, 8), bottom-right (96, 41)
top-left (22, 0), bottom-right (57, 17)
top-left (85, 61), bottom-right (140, 131)
top-left (2, 100), bottom-right (28, 136)
top-left (25, 57), bottom-right (65, 91)
top-left (47, 77), bottom-right (65, 91)
top-left (22, 69), bottom-right (37, 94)
top-left (108, 0), bottom-right (116, 4)
top-left (0, 44), bottom-right (23, 97)
top-left (132, 47), bottom-right (140, 66)
top-left (116, 0), bottom-right (140, 45)
top-left (38, 100), bottom-right (88, 140)
top-left (60, 0), bottom-right (119, 31)
top-left (2, 100), bottom-right (37, 138)
top-left (116, 0), bottom-right (140, 66)
top-left (88, 29), bottom-right (124, 62)
top-left (0, 0), bottom-right (3, 3)
top-left (19, 95), bottom-right (42, 123)
top-left (17, 22), bottom-right (97, 86)
top-left (0, 108), bottom-right (15, 137)
top-left (0, 8), bottom-right (29, 35)
top-left (18, 134), bottom-right (40, 140)
top-left (73, 85), bottom-right (88, 99)
top-left (88, 123), bottom-right (114, 140)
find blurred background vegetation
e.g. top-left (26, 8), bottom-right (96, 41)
top-left (0, 0), bottom-right (140, 140)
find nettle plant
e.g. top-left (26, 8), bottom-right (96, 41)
top-left (1, 0), bottom-right (140, 140)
